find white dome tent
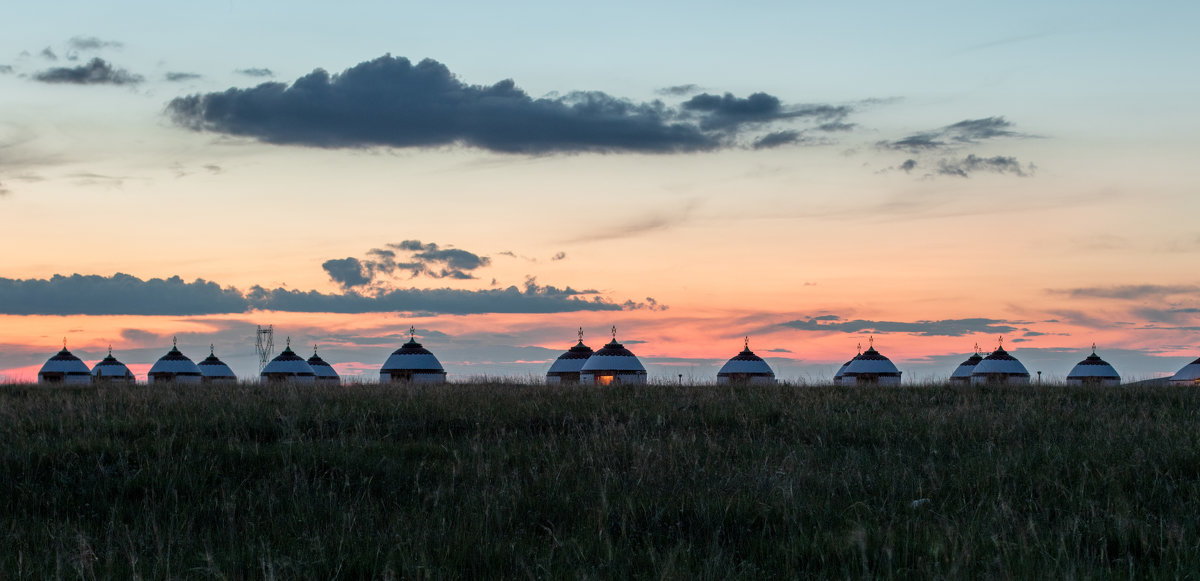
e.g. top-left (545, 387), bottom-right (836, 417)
top-left (1066, 345), bottom-right (1121, 386)
top-left (380, 327), bottom-right (447, 384)
top-left (716, 337), bottom-right (776, 385)
top-left (198, 345), bottom-right (237, 383)
top-left (579, 327), bottom-right (647, 386)
top-left (950, 345), bottom-right (984, 385)
top-left (546, 328), bottom-right (593, 384)
top-left (970, 338), bottom-right (1030, 385)
top-left (38, 341), bottom-right (92, 384)
top-left (1169, 356), bottom-right (1200, 386)
top-left (307, 346), bottom-right (341, 385)
top-left (261, 339), bottom-right (316, 384)
top-left (148, 338), bottom-right (202, 384)
top-left (837, 337), bottom-right (901, 386)
top-left (91, 346), bottom-right (135, 383)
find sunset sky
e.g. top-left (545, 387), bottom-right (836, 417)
top-left (2, 0), bottom-right (1198, 382)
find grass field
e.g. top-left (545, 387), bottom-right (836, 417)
top-left (2, 380), bottom-right (1199, 579)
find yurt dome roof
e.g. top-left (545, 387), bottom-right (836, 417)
top-left (197, 345), bottom-right (237, 379)
top-left (580, 328), bottom-right (646, 373)
top-left (91, 347), bottom-right (133, 378)
top-left (1067, 347), bottom-right (1120, 380)
top-left (381, 329), bottom-right (446, 373)
top-left (40, 345), bottom-right (91, 376)
top-left (149, 340), bottom-right (201, 376)
top-left (971, 344), bottom-right (1029, 377)
top-left (547, 333), bottom-right (594, 375)
top-left (261, 341), bottom-right (315, 377)
top-left (717, 338), bottom-right (775, 377)
top-left (950, 351), bottom-right (984, 380)
top-left (842, 343), bottom-right (901, 377)
top-left (307, 347), bottom-right (339, 379)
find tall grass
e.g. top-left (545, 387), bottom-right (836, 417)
top-left (1, 381), bottom-right (1198, 578)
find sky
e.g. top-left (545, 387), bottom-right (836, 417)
top-left (2, 0), bottom-right (1199, 383)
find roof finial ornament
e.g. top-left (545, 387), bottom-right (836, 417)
top-left (869, 335), bottom-right (874, 349)
top-left (974, 342), bottom-right (980, 355)
top-left (172, 336), bottom-right (177, 348)
top-left (314, 344), bottom-right (319, 356)
top-left (744, 336), bottom-right (750, 351)
top-left (857, 341), bottom-right (862, 355)
top-left (611, 325), bottom-right (617, 341)
top-left (63, 337), bottom-right (67, 350)
top-left (210, 344), bottom-right (215, 356)
top-left (409, 325), bottom-right (416, 341)
top-left (578, 327), bottom-right (584, 343)
top-left (998, 335), bottom-right (1004, 350)
top-left (286, 336), bottom-right (291, 349)
top-left (108, 345), bottom-right (113, 356)
top-left (1092, 342), bottom-right (1097, 355)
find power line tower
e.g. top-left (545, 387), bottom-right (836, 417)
top-left (256, 325), bottom-right (274, 373)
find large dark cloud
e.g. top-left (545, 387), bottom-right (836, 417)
top-left (779, 316), bottom-right (1019, 337)
top-left (323, 240), bottom-right (492, 289)
top-left (167, 55), bottom-right (840, 154)
top-left (0, 273), bottom-right (651, 315)
top-left (33, 58), bottom-right (142, 85)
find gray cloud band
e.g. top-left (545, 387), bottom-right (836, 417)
top-left (0, 273), bottom-right (649, 315)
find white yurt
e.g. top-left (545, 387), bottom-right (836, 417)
top-left (546, 329), bottom-right (594, 384)
top-left (148, 339), bottom-right (202, 384)
top-left (307, 346), bottom-right (340, 385)
top-left (261, 339), bottom-right (316, 384)
top-left (970, 340), bottom-right (1030, 385)
top-left (950, 347), bottom-right (984, 385)
top-left (579, 327), bottom-right (647, 385)
top-left (1066, 345), bottom-right (1121, 386)
top-left (380, 328), bottom-right (447, 383)
top-left (38, 343), bottom-right (92, 384)
top-left (717, 337), bottom-right (776, 385)
top-left (1169, 357), bottom-right (1200, 386)
top-left (838, 338), bottom-right (901, 386)
top-left (197, 345), bottom-right (237, 383)
top-left (91, 347), bottom-right (135, 383)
